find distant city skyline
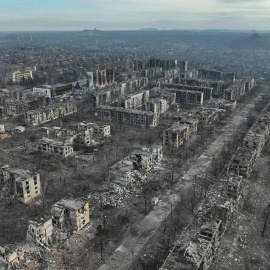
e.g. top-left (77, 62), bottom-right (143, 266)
top-left (1, 0), bottom-right (270, 31)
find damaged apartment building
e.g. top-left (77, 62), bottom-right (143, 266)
top-left (27, 219), bottom-right (53, 248)
top-left (88, 78), bottom-right (148, 108)
top-left (77, 121), bottom-right (110, 146)
top-left (96, 106), bottom-right (159, 127)
top-left (24, 102), bottom-right (77, 126)
top-left (109, 145), bottom-right (163, 186)
top-left (179, 78), bottom-right (227, 99)
top-left (0, 166), bottom-right (41, 203)
top-left (38, 126), bottom-right (76, 157)
top-left (163, 116), bottom-right (198, 148)
top-left (37, 138), bottom-right (74, 158)
top-left (162, 83), bottom-right (213, 101)
top-left (51, 197), bottom-right (90, 232)
top-left (160, 177), bottom-right (239, 270)
top-left (117, 90), bottom-right (149, 109)
top-left (92, 67), bottom-right (116, 89)
top-left (225, 78), bottom-right (255, 101)
top-left (197, 68), bottom-right (236, 83)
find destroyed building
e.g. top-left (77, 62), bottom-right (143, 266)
top-left (37, 138), bottom-right (74, 158)
top-left (144, 98), bottom-right (168, 114)
top-left (24, 103), bottom-right (77, 126)
top-left (193, 108), bottom-right (223, 128)
top-left (229, 147), bottom-right (257, 178)
top-left (96, 106), bottom-right (159, 127)
top-left (161, 220), bottom-right (223, 270)
top-left (0, 246), bottom-right (20, 268)
top-left (130, 150), bottom-right (153, 172)
top-left (0, 166), bottom-right (41, 203)
top-left (163, 117), bottom-right (198, 147)
top-left (197, 68), bottom-right (236, 83)
top-left (162, 84), bottom-right (213, 101)
top-left (227, 176), bottom-right (243, 201)
top-left (88, 78), bottom-right (148, 108)
top-left (117, 90), bottom-right (149, 109)
top-left (27, 219), bottom-right (53, 248)
top-left (175, 89), bottom-right (204, 105)
top-left (179, 78), bottom-right (227, 99)
top-left (93, 67), bottom-right (116, 89)
top-left (243, 122), bottom-right (269, 158)
top-left (33, 83), bottom-right (72, 98)
top-left (110, 145), bottom-right (163, 186)
top-left (161, 181), bottom-right (236, 270)
top-left (109, 160), bottom-right (133, 186)
top-left (78, 121), bottom-right (110, 138)
top-left (51, 197), bottom-right (90, 232)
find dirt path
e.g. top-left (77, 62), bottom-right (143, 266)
top-left (97, 90), bottom-right (268, 270)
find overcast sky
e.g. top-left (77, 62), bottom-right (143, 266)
top-left (1, 0), bottom-right (270, 31)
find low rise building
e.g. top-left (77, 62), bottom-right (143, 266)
top-left (27, 219), bottom-right (53, 248)
top-left (109, 145), bottom-right (163, 186)
top-left (37, 138), bottom-right (74, 158)
top-left (51, 197), bottom-right (90, 232)
top-left (0, 166), bottom-right (41, 203)
top-left (109, 160), bottom-right (133, 186)
top-left (163, 117), bottom-right (198, 148)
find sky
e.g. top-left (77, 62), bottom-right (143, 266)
top-left (1, 0), bottom-right (270, 31)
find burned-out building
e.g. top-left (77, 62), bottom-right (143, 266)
top-left (243, 122), bottom-right (269, 158)
top-left (145, 98), bottom-right (168, 114)
top-left (193, 108), bottom-right (223, 128)
top-left (110, 145), bottom-right (163, 186)
top-left (163, 116), bottom-right (198, 148)
top-left (78, 122), bottom-right (110, 138)
top-left (93, 67), bottom-right (116, 89)
top-left (24, 103), bottom-right (77, 126)
top-left (179, 78), bottom-right (227, 99)
top-left (96, 106), bottom-right (159, 127)
top-left (161, 220), bottom-right (223, 270)
top-left (51, 197), bottom-right (90, 232)
top-left (162, 84), bottom-right (213, 101)
top-left (117, 90), bottom-right (149, 109)
top-left (175, 90), bottom-right (204, 105)
top-left (27, 219), bottom-right (53, 248)
top-left (197, 68), bottom-right (236, 83)
top-left (37, 138), bottom-right (74, 158)
top-left (33, 83), bottom-right (72, 98)
top-left (130, 150), bottom-right (153, 172)
top-left (229, 147), bottom-right (257, 178)
top-left (109, 160), bottom-right (133, 186)
top-left (227, 176), bottom-right (243, 201)
top-left (0, 166), bottom-right (41, 203)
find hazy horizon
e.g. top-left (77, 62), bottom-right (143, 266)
top-left (2, 0), bottom-right (270, 31)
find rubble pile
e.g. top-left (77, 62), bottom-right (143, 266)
top-left (161, 101), bottom-right (270, 269)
